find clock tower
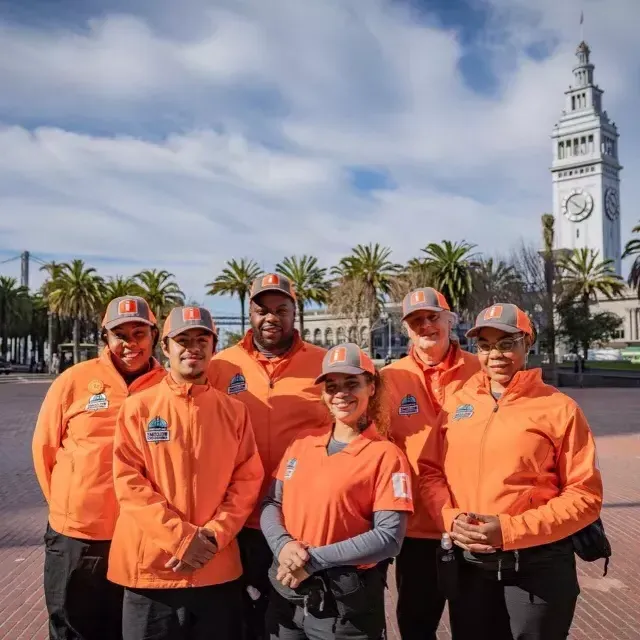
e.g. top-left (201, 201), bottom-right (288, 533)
top-left (551, 41), bottom-right (622, 274)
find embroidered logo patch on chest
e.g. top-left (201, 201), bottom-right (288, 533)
top-left (146, 416), bottom-right (170, 443)
top-left (392, 472), bottom-right (411, 499)
top-left (398, 394), bottom-right (419, 416)
top-left (453, 404), bottom-right (474, 421)
top-left (227, 373), bottom-right (248, 395)
top-left (85, 393), bottom-right (109, 411)
top-left (284, 458), bottom-right (297, 480)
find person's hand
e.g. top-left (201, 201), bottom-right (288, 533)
top-left (469, 513), bottom-right (503, 549)
top-left (450, 513), bottom-right (499, 554)
top-left (164, 557), bottom-right (196, 573)
top-left (276, 565), bottom-right (310, 589)
top-left (177, 527), bottom-right (218, 570)
top-left (278, 541), bottom-right (310, 573)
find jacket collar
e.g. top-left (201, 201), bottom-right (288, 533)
top-left (164, 372), bottom-right (211, 398)
top-left (240, 329), bottom-right (304, 361)
top-left (470, 368), bottom-right (544, 401)
top-left (410, 341), bottom-right (464, 376)
top-left (312, 423), bottom-right (383, 456)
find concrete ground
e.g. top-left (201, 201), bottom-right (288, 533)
top-left (1, 381), bottom-right (639, 639)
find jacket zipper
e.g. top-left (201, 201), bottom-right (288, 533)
top-left (187, 390), bottom-right (195, 587)
top-left (476, 399), bottom-right (500, 509)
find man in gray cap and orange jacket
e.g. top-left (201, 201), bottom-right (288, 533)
top-left (381, 287), bottom-right (479, 640)
top-left (208, 273), bottom-right (330, 639)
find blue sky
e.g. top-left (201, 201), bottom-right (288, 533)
top-left (1, 0), bottom-right (639, 319)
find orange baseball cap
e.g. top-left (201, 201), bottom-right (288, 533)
top-left (249, 273), bottom-right (296, 302)
top-left (162, 306), bottom-right (218, 340)
top-left (102, 296), bottom-right (157, 330)
top-left (466, 303), bottom-right (534, 339)
top-left (315, 343), bottom-right (376, 384)
top-left (401, 288), bottom-right (450, 321)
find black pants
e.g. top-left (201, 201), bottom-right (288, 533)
top-left (395, 537), bottom-right (445, 640)
top-left (448, 545), bottom-right (579, 640)
top-left (43, 523), bottom-right (123, 640)
top-left (239, 526), bottom-right (275, 640)
top-left (265, 585), bottom-right (386, 639)
top-left (122, 580), bottom-right (242, 640)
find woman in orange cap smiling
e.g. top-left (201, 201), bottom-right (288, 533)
top-left (419, 303), bottom-right (603, 640)
top-left (32, 296), bottom-right (166, 640)
top-left (261, 343), bottom-right (413, 639)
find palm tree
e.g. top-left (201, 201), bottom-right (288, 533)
top-left (389, 258), bottom-right (434, 302)
top-left (623, 222), bottom-right (640, 297)
top-left (0, 277), bottom-right (29, 360)
top-left (206, 259), bottom-right (263, 333)
top-left (331, 243), bottom-right (401, 354)
top-left (541, 214), bottom-right (558, 382)
top-left (421, 240), bottom-right (478, 312)
top-left (471, 258), bottom-right (523, 313)
top-left (135, 269), bottom-right (184, 321)
top-left (48, 260), bottom-right (104, 365)
top-left (275, 255), bottom-right (330, 336)
top-left (558, 248), bottom-right (625, 311)
top-left (40, 261), bottom-right (64, 370)
top-left (102, 276), bottom-right (143, 312)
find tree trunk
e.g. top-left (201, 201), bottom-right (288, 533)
top-left (0, 300), bottom-right (6, 359)
top-left (368, 313), bottom-right (375, 357)
top-left (73, 317), bottom-right (80, 365)
top-left (47, 311), bottom-right (54, 371)
top-left (298, 300), bottom-right (305, 338)
top-left (240, 295), bottom-right (246, 334)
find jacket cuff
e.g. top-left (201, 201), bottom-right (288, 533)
top-left (498, 513), bottom-right (514, 550)
top-left (174, 528), bottom-right (198, 561)
top-left (442, 508), bottom-right (464, 532)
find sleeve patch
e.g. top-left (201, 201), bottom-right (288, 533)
top-left (392, 472), bottom-right (411, 500)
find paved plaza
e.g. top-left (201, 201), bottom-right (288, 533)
top-left (0, 381), bottom-right (639, 639)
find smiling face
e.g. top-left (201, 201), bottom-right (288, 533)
top-left (322, 372), bottom-right (374, 427)
top-left (476, 327), bottom-right (529, 388)
top-left (105, 321), bottom-right (155, 375)
top-left (162, 328), bottom-right (215, 383)
top-left (404, 309), bottom-right (452, 357)
top-left (250, 292), bottom-right (295, 350)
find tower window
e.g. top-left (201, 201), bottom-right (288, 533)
top-left (571, 96), bottom-right (576, 110)
top-left (576, 229), bottom-right (580, 238)
top-left (574, 138), bottom-right (579, 154)
top-left (580, 136), bottom-right (586, 154)
top-left (588, 135), bottom-right (594, 153)
top-left (558, 141), bottom-right (565, 159)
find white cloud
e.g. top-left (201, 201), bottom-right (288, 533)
top-left (1, 0), bottom-right (639, 309)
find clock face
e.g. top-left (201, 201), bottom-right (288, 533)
top-left (561, 188), bottom-right (594, 222)
top-left (604, 187), bottom-right (620, 220)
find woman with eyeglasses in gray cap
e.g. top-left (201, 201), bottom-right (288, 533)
top-left (260, 343), bottom-right (413, 639)
top-left (419, 303), bottom-right (603, 640)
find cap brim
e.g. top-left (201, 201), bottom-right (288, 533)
top-left (466, 322), bottom-right (522, 339)
top-left (401, 306), bottom-right (445, 322)
top-left (165, 324), bottom-right (217, 339)
top-left (250, 288), bottom-right (295, 302)
top-left (314, 364), bottom-right (368, 385)
top-left (103, 317), bottom-right (156, 330)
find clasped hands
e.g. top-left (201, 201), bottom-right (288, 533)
top-left (450, 513), bottom-right (503, 553)
top-left (276, 540), bottom-right (312, 589)
top-left (165, 527), bottom-right (218, 573)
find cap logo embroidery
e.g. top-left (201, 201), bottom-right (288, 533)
top-left (182, 307), bottom-right (201, 322)
top-left (329, 347), bottom-right (347, 365)
top-left (118, 299), bottom-right (138, 315)
top-left (410, 291), bottom-right (426, 306)
top-left (484, 305), bottom-right (503, 320)
top-left (262, 274), bottom-right (280, 287)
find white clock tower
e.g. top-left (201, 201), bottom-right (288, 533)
top-left (551, 41), bottom-right (622, 274)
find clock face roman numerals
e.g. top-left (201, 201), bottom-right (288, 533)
top-left (561, 188), bottom-right (594, 222)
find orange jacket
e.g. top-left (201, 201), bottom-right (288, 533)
top-left (381, 343), bottom-right (479, 538)
top-left (208, 330), bottom-right (331, 528)
top-left (108, 375), bottom-right (264, 588)
top-left (32, 349), bottom-right (165, 540)
top-left (419, 369), bottom-right (603, 550)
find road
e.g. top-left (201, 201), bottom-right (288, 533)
top-left (1, 381), bottom-right (639, 639)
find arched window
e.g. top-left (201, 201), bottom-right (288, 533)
top-left (325, 328), bottom-right (334, 346)
top-left (313, 328), bottom-right (322, 345)
top-left (303, 329), bottom-right (311, 342)
top-left (348, 326), bottom-right (357, 343)
top-left (359, 326), bottom-right (368, 347)
top-left (558, 141), bottom-right (565, 159)
top-left (336, 327), bottom-right (346, 343)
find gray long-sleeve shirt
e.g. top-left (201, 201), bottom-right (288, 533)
top-left (260, 437), bottom-right (408, 574)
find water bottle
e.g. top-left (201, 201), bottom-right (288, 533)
top-left (436, 533), bottom-right (459, 599)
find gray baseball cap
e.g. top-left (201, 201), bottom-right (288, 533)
top-left (315, 342), bottom-right (376, 384)
top-left (249, 273), bottom-right (296, 302)
top-left (102, 296), bottom-right (156, 330)
top-left (466, 303), bottom-right (534, 339)
top-left (162, 306), bottom-right (218, 339)
top-left (401, 288), bottom-right (450, 321)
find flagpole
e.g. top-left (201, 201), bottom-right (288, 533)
top-left (580, 10), bottom-right (584, 42)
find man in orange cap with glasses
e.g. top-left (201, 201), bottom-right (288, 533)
top-left (208, 273), bottom-right (330, 639)
top-left (381, 287), bottom-right (480, 640)
top-left (109, 305), bottom-right (263, 640)
top-left (33, 296), bottom-right (166, 640)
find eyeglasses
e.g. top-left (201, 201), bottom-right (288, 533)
top-left (476, 335), bottom-right (525, 354)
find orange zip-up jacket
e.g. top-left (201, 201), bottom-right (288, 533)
top-left (208, 330), bottom-right (331, 529)
top-left (418, 369), bottom-right (603, 551)
top-left (108, 375), bottom-right (264, 589)
top-left (32, 349), bottom-right (165, 540)
top-left (381, 343), bottom-right (479, 538)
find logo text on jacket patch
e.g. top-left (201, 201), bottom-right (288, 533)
top-left (85, 393), bottom-right (109, 411)
top-left (146, 416), bottom-right (170, 442)
top-left (228, 373), bottom-right (248, 394)
top-left (398, 394), bottom-right (419, 416)
top-left (453, 404), bottom-right (474, 421)
top-left (284, 458), bottom-right (297, 480)
top-left (392, 472), bottom-right (411, 499)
